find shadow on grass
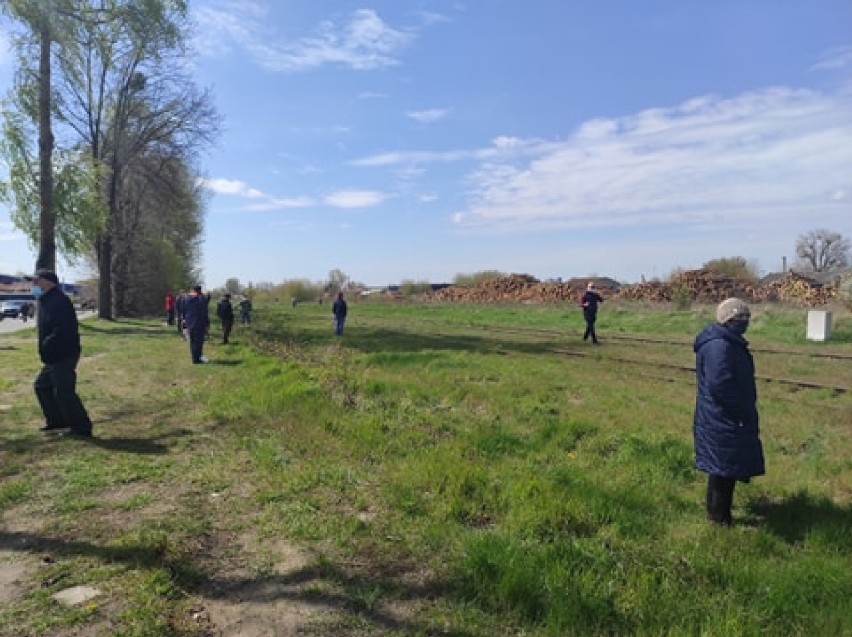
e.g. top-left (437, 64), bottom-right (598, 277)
top-left (81, 323), bottom-right (176, 337)
top-left (746, 491), bottom-right (852, 546)
top-left (86, 437), bottom-right (170, 454)
top-left (253, 323), bottom-right (566, 357)
top-left (203, 359), bottom-right (244, 366)
top-left (0, 529), bottom-right (478, 637)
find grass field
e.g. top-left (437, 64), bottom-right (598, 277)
top-left (1, 300), bottom-right (851, 636)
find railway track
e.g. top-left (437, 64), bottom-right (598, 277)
top-left (551, 348), bottom-right (848, 395)
top-left (398, 319), bottom-right (852, 395)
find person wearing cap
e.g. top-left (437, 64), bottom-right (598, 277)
top-left (29, 269), bottom-right (94, 438)
top-left (182, 285), bottom-right (210, 363)
top-left (580, 281), bottom-right (604, 344)
top-left (693, 297), bottom-right (765, 526)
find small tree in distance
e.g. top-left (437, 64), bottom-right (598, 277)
top-left (453, 270), bottom-right (505, 287)
top-left (795, 229), bottom-right (850, 272)
top-left (702, 256), bottom-right (759, 281)
top-left (224, 278), bottom-right (241, 295)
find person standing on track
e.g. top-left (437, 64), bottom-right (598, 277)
top-left (693, 297), bottom-right (765, 526)
top-left (580, 282), bottom-right (604, 344)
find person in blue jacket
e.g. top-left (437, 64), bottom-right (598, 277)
top-left (183, 285), bottom-right (210, 363)
top-left (332, 291), bottom-right (348, 335)
top-left (580, 281), bottom-right (604, 344)
top-left (693, 298), bottom-right (764, 526)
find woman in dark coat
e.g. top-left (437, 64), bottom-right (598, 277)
top-left (693, 298), bottom-right (765, 526)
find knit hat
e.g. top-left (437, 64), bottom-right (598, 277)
top-left (716, 298), bottom-right (750, 325)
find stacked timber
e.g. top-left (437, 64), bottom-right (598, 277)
top-left (763, 271), bottom-right (835, 305)
top-left (427, 274), bottom-right (581, 303)
top-left (616, 281), bottom-right (672, 302)
top-left (424, 269), bottom-right (837, 307)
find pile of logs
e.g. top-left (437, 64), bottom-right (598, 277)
top-left (425, 269), bottom-right (838, 307)
top-left (762, 271), bottom-right (836, 305)
top-left (619, 269), bottom-right (762, 304)
top-left (428, 274), bottom-right (580, 303)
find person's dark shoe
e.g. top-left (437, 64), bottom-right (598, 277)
top-left (63, 429), bottom-right (93, 439)
top-left (40, 424), bottom-right (70, 432)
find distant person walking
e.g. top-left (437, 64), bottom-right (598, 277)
top-left (29, 269), bottom-right (93, 438)
top-left (216, 293), bottom-right (235, 345)
top-left (332, 292), bottom-right (348, 335)
top-left (693, 298), bottom-right (765, 526)
top-left (164, 292), bottom-right (176, 326)
top-left (175, 290), bottom-right (187, 337)
top-left (183, 285), bottom-right (210, 364)
top-left (580, 282), bottom-right (604, 344)
top-left (238, 296), bottom-right (253, 326)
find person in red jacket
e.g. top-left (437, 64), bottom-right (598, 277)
top-left (164, 292), bottom-right (176, 326)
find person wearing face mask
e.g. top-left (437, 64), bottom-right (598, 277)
top-left (29, 268), bottom-right (93, 438)
top-left (693, 298), bottom-right (764, 526)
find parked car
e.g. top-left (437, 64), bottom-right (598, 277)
top-left (0, 299), bottom-right (34, 321)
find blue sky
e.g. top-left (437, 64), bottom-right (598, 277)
top-left (1, 1), bottom-right (851, 287)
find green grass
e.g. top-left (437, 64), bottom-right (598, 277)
top-left (1, 300), bottom-right (850, 636)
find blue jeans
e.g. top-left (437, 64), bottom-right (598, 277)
top-left (334, 317), bottom-right (345, 335)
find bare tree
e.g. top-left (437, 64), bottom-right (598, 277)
top-left (795, 229), bottom-right (851, 272)
top-left (328, 268), bottom-right (349, 293)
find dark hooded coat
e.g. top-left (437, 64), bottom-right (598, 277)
top-left (693, 322), bottom-right (765, 479)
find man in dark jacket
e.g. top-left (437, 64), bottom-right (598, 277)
top-left (580, 282), bottom-right (604, 344)
top-left (216, 293), bottom-right (235, 344)
top-left (183, 285), bottom-right (210, 363)
top-left (30, 269), bottom-right (93, 438)
top-left (693, 298), bottom-right (765, 526)
top-left (332, 292), bottom-right (348, 335)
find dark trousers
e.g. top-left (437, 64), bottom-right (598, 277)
top-left (706, 475), bottom-right (736, 525)
top-left (189, 327), bottom-right (206, 363)
top-left (221, 318), bottom-right (234, 344)
top-left (34, 355), bottom-right (93, 434)
top-left (582, 312), bottom-right (598, 343)
top-left (166, 309), bottom-right (175, 326)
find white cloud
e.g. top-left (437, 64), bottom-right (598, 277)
top-left (811, 45), bottom-right (852, 71)
top-left (244, 197), bottom-right (315, 211)
top-left (447, 86), bottom-right (852, 233)
top-left (416, 11), bottom-right (452, 26)
top-left (200, 178), bottom-right (264, 198)
top-left (324, 190), bottom-right (387, 208)
top-left (351, 137), bottom-right (558, 167)
top-left (200, 177), bottom-right (314, 211)
top-left (194, 5), bottom-right (413, 72)
top-left (407, 108), bottom-right (449, 124)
